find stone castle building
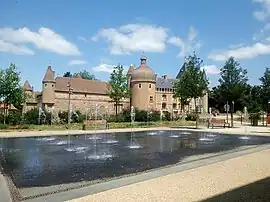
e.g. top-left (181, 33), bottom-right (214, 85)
top-left (23, 56), bottom-right (208, 116)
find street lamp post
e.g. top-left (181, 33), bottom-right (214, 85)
top-left (67, 82), bottom-right (73, 125)
top-left (231, 101), bottom-right (235, 128)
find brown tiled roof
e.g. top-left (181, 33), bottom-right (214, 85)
top-left (74, 73), bottom-right (82, 78)
top-left (43, 66), bottom-right (55, 82)
top-left (55, 77), bottom-right (109, 94)
top-left (24, 80), bottom-right (32, 91)
top-left (0, 102), bottom-right (17, 110)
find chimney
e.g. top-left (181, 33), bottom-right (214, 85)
top-left (163, 75), bottom-right (168, 80)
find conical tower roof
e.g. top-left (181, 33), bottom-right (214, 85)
top-left (74, 73), bottom-right (82, 79)
top-left (127, 64), bottom-right (134, 75)
top-left (43, 66), bottom-right (55, 83)
top-left (24, 80), bottom-right (32, 91)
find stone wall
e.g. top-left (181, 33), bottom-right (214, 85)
top-left (54, 91), bottom-right (130, 115)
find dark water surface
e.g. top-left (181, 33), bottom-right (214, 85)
top-left (0, 130), bottom-right (270, 189)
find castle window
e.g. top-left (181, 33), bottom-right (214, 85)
top-left (149, 84), bottom-right (151, 88)
top-left (162, 94), bottom-right (167, 101)
top-left (149, 96), bottom-right (153, 103)
top-left (139, 84), bottom-right (142, 88)
top-left (52, 84), bottom-right (54, 87)
top-left (84, 94), bottom-right (87, 97)
top-left (45, 84), bottom-right (47, 87)
top-left (173, 103), bottom-right (177, 109)
top-left (162, 103), bottom-right (166, 110)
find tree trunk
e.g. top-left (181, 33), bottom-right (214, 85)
top-left (230, 103), bottom-right (234, 128)
top-left (194, 101), bottom-right (198, 129)
top-left (115, 102), bottom-right (118, 122)
top-left (230, 111), bottom-right (233, 128)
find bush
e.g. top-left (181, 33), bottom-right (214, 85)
top-left (185, 113), bottom-right (197, 121)
top-left (0, 124), bottom-right (8, 129)
top-left (6, 110), bottom-right (22, 125)
top-left (58, 111), bottom-right (68, 124)
top-left (162, 111), bottom-right (171, 121)
top-left (23, 108), bottom-right (39, 124)
top-left (58, 110), bottom-right (85, 124)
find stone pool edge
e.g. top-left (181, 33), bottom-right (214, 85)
top-left (22, 144), bottom-right (270, 202)
top-left (0, 125), bottom-right (269, 138)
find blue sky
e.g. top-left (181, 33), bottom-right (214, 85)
top-left (0, 0), bottom-right (270, 91)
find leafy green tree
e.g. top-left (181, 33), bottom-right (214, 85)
top-left (0, 64), bottom-right (25, 124)
top-left (216, 57), bottom-right (248, 127)
top-left (260, 67), bottom-right (270, 114)
top-left (63, 70), bottom-right (97, 80)
top-left (74, 70), bottom-right (97, 80)
top-left (173, 52), bottom-right (209, 127)
top-left (107, 65), bottom-right (131, 119)
top-left (63, 71), bottom-right (72, 77)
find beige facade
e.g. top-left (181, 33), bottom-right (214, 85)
top-left (23, 56), bottom-right (208, 116)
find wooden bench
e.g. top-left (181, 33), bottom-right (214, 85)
top-left (208, 118), bottom-right (230, 128)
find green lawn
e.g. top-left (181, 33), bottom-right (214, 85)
top-left (0, 120), bottom-right (195, 132)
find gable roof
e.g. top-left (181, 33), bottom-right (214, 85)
top-left (55, 77), bottom-right (109, 94)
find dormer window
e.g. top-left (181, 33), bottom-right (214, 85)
top-left (139, 84), bottom-right (142, 88)
top-left (45, 84), bottom-right (47, 87)
top-left (149, 84), bottom-right (151, 88)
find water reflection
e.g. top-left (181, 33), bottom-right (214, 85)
top-left (0, 130), bottom-right (270, 189)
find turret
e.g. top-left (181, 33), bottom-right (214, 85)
top-left (130, 56), bottom-right (156, 110)
top-left (42, 66), bottom-right (56, 106)
top-left (23, 80), bottom-right (33, 96)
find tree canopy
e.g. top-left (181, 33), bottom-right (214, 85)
top-left (173, 52), bottom-right (209, 110)
top-left (0, 64), bottom-right (25, 123)
top-left (260, 67), bottom-right (270, 112)
top-left (63, 70), bottom-right (97, 80)
top-left (107, 65), bottom-right (131, 117)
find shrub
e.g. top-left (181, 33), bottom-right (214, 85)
top-left (58, 111), bottom-right (68, 124)
top-left (162, 111), bottom-right (171, 121)
top-left (0, 124), bottom-right (8, 129)
top-left (6, 110), bottom-right (22, 125)
top-left (185, 113), bottom-right (197, 121)
top-left (23, 108), bottom-right (39, 124)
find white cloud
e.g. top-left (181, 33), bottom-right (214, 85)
top-left (0, 27), bottom-right (80, 56)
top-left (92, 63), bottom-right (129, 73)
top-left (253, 0), bottom-right (270, 21)
top-left (0, 39), bottom-right (34, 55)
top-left (201, 65), bottom-right (220, 75)
top-left (92, 23), bottom-right (168, 55)
top-left (168, 26), bottom-right (202, 57)
top-left (68, 60), bottom-right (88, 66)
top-left (78, 36), bottom-right (88, 42)
top-left (208, 42), bottom-right (270, 61)
top-left (92, 64), bottom-right (116, 73)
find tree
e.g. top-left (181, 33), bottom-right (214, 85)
top-left (107, 65), bottom-right (131, 119)
top-left (63, 70), bottom-right (97, 80)
top-left (173, 52), bottom-right (209, 127)
top-left (63, 71), bottom-right (72, 77)
top-left (0, 64), bottom-right (25, 124)
top-left (216, 57), bottom-right (248, 127)
top-left (74, 70), bottom-right (97, 80)
top-left (260, 67), bottom-right (270, 114)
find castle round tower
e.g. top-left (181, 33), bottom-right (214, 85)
top-left (42, 66), bottom-right (56, 108)
top-left (130, 56), bottom-right (156, 111)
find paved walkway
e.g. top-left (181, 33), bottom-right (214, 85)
top-left (68, 148), bottom-right (270, 202)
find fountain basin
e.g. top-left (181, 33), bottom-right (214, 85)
top-left (0, 130), bottom-right (270, 200)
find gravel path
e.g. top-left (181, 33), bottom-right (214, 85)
top-left (68, 148), bottom-right (270, 202)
